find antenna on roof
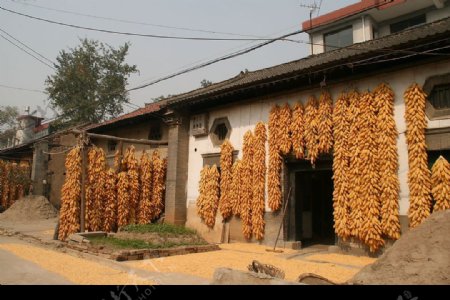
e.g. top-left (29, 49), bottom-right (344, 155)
top-left (300, 1), bottom-right (320, 54)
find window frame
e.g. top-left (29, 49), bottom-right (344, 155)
top-left (423, 73), bottom-right (450, 120)
top-left (323, 25), bottom-right (353, 52)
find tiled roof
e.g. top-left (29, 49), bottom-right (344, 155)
top-left (166, 17), bottom-right (450, 107)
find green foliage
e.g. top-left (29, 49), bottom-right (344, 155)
top-left (88, 236), bottom-right (207, 249)
top-left (45, 39), bottom-right (138, 125)
top-left (121, 223), bottom-right (197, 235)
top-left (200, 79), bottom-right (212, 88)
top-left (0, 106), bottom-right (19, 142)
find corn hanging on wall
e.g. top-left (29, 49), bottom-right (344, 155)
top-left (431, 156), bottom-right (450, 212)
top-left (279, 103), bottom-right (292, 155)
top-left (332, 93), bottom-right (351, 241)
top-left (219, 140), bottom-right (234, 220)
top-left (85, 148), bottom-right (97, 231)
top-left (304, 96), bottom-right (320, 165)
top-left (0, 161), bottom-right (5, 207)
top-left (138, 151), bottom-right (153, 224)
top-left (58, 147), bottom-right (82, 241)
top-left (114, 149), bottom-right (121, 172)
top-left (117, 171), bottom-right (130, 227)
top-left (1, 163), bottom-right (10, 208)
top-left (359, 91), bottom-right (384, 253)
top-left (291, 102), bottom-right (305, 159)
top-left (103, 168), bottom-right (117, 232)
top-left (125, 146), bottom-right (140, 224)
top-left (404, 83), bottom-right (431, 228)
top-left (375, 83), bottom-right (401, 240)
top-left (347, 91), bottom-right (362, 239)
top-left (241, 130), bottom-right (254, 239)
top-left (151, 150), bottom-right (166, 220)
top-left (8, 163), bottom-right (18, 207)
top-left (268, 105), bottom-right (282, 212)
top-left (204, 164), bottom-right (220, 228)
top-left (252, 122), bottom-right (266, 240)
top-left (230, 160), bottom-right (243, 216)
top-left (318, 91), bottom-right (333, 154)
top-left (196, 165), bottom-right (210, 222)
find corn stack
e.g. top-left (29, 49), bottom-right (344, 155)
top-left (58, 147), bottom-right (82, 240)
top-left (347, 91), bottom-right (362, 238)
top-left (431, 156), bottom-right (450, 211)
top-left (125, 146), bottom-right (140, 224)
top-left (204, 164), bottom-right (220, 228)
top-left (332, 93), bottom-right (351, 241)
top-left (318, 91), bottom-right (333, 154)
top-left (219, 140), bottom-right (234, 220)
top-left (103, 168), bottom-right (117, 232)
top-left (231, 160), bottom-right (243, 216)
top-left (114, 149), bottom-right (121, 172)
top-left (404, 83), bottom-right (431, 228)
top-left (241, 130), bottom-right (254, 239)
top-left (291, 102), bottom-right (305, 159)
top-left (85, 148), bottom-right (97, 231)
top-left (279, 103), bottom-right (292, 155)
top-left (196, 165), bottom-right (210, 222)
top-left (268, 105), bottom-right (282, 212)
top-left (117, 171), bottom-right (130, 227)
top-left (252, 122), bottom-right (266, 240)
top-left (138, 151), bottom-right (153, 224)
top-left (1, 163), bottom-right (10, 208)
top-left (304, 96), bottom-right (320, 165)
top-left (94, 148), bottom-right (107, 231)
top-left (359, 92), bottom-right (384, 252)
top-left (151, 150), bottom-right (165, 220)
top-left (8, 163), bottom-right (18, 206)
top-left (375, 83), bottom-right (401, 240)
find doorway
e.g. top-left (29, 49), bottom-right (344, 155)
top-left (286, 159), bottom-right (335, 247)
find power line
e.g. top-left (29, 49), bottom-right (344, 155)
top-left (0, 83), bottom-right (46, 94)
top-left (0, 5), bottom-right (300, 42)
top-left (0, 32), bottom-right (55, 70)
top-left (0, 26), bottom-right (55, 65)
top-left (8, 0), bottom-right (265, 39)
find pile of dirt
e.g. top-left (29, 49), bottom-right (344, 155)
top-left (349, 210), bottom-right (450, 284)
top-left (0, 196), bottom-right (58, 223)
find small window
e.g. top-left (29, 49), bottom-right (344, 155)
top-left (214, 123), bottom-right (228, 141)
top-left (149, 125), bottom-right (162, 141)
top-left (210, 117), bottom-right (232, 146)
top-left (390, 14), bottom-right (426, 34)
top-left (429, 85), bottom-right (450, 110)
top-left (108, 140), bottom-right (117, 152)
top-left (324, 26), bottom-right (353, 52)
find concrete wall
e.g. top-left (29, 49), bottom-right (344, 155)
top-left (185, 59), bottom-right (450, 245)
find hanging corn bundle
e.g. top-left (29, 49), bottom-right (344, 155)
top-left (219, 140), bottom-right (234, 220)
top-left (8, 163), bottom-right (18, 206)
top-left (1, 163), bottom-right (10, 208)
top-left (230, 160), bottom-right (243, 216)
top-left (304, 96), bottom-right (320, 165)
top-left (117, 171), bottom-right (130, 227)
top-left (358, 92), bottom-right (384, 252)
top-left (332, 93), bottom-right (351, 241)
top-left (85, 148), bottom-right (97, 231)
top-left (151, 150), bottom-right (165, 220)
top-left (268, 105), bottom-right (282, 212)
top-left (241, 130), bottom-right (254, 239)
top-left (196, 165), bottom-right (210, 222)
top-left (0, 161), bottom-right (5, 207)
top-left (138, 151), bottom-right (153, 224)
top-left (318, 91), bottom-right (333, 154)
top-left (125, 146), bottom-right (140, 224)
top-left (94, 148), bottom-right (107, 231)
top-left (204, 165), bottom-right (220, 228)
top-left (58, 147), bottom-right (82, 240)
top-left (252, 122), bottom-right (266, 240)
top-left (404, 83), bottom-right (431, 228)
top-left (375, 83), bottom-right (401, 240)
top-left (85, 147), bottom-right (106, 231)
top-left (431, 156), bottom-right (450, 212)
top-left (291, 102), bottom-right (305, 159)
top-left (114, 149), bottom-right (121, 172)
top-left (103, 168), bottom-right (117, 232)
top-left (16, 163), bottom-right (29, 199)
top-left (279, 103), bottom-right (292, 155)
top-left (347, 91), bottom-right (363, 238)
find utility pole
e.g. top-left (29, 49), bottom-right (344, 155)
top-left (300, 1), bottom-right (320, 54)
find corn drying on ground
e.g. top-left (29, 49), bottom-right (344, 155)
top-left (126, 243), bottom-right (375, 283)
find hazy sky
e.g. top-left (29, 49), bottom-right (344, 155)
top-left (0, 0), bottom-right (358, 119)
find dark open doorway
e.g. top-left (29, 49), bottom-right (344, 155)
top-left (286, 159), bottom-right (335, 247)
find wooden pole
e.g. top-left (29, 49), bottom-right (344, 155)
top-left (80, 131), bottom-right (87, 233)
top-left (71, 130), bottom-right (167, 146)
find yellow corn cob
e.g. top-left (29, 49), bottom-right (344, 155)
top-left (304, 96), bottom-right (320, 165)
top-left (196, 165), bottom-right (210, 222)
top-left (126, 146), bottom-right (140, 224)
top-left (138, 151), bottom-right (153, 224)
top-left (151, 151), bottom-right (165, 220)
top-left (241, 130), bottom-right (254, 239)
top-left (268, 104), bottom-right (283, 212)
top-left (252, 122), bottom-right (266, 240)
top-left (219, 140), bottom-right (234, 220)
top-left (431, 156), bottom-right (450, 212)
top-left (318, 91), bottom-right (333, 154)
top-left (117, 171), bottom-right (130, 228)
top-left (279, 103), bottom-right (292, 155)
top-left (103, 168), bottom-right (117, 232)
top-left (230, 160), bottom-right (243, 216)
top-left (291, 102), bottom-right (305, 159)
top-left (205, 164), bottom-right (220, 228)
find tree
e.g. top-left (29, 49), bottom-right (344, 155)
top-left (0, 106), bottom-right (19, 147)
top-left (200, 79), bottom-right (213, 88)
top-left (45, 39), bottom-right (138, 125)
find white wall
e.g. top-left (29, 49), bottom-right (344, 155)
top-left (186, 60), bottom-right (450, 221)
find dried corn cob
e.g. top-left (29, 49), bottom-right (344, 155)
top-left (138, 151), bottom-right (153, 224)
top-left (196, 165), bottom-right (210, 221)
top-left (404, 83), bottom-right (431, 228)
top-left (431, 156), bottom-right (450, 212)
top-left (268, 105), bottom-right (283, 212)
top-left (205, 164), bottom-right (220, 228)
top-left (375, 83), bottom-right (401, 240)
top-left (230, 160), bottom-right (243, 216)
top-left (291, 102), bottom-right (305, 159)
top-left (279, 103), bottom-right (292, 155)
top-left (126, 146), bottom-right (140, 224)
top-left (318, 91), bottom-right (333, 154)
top-left (58, 147), bottom-right (82, 240)
top-left (241, 130), bottom-right (254, 239)
top-left (219, 140), bottom-right (234, 220)
top-left (103, 168), bottom-right (117, 232)
top-left (117, 171), bottom-right (130, 227)
top-left (252, 122), bottom-right (266, 240)
top-left (151, 151), bottom-right (165, 220)
top-left (304, 96), bottom-right (320, 165)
